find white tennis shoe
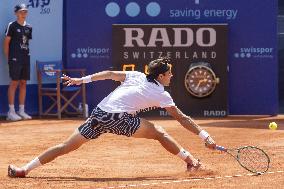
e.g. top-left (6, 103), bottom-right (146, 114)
top-left (17, 111), bottom-right (32, 120)
top-left (6, 111), bottom-right (22, 121)
top-left (187, 159), bottom-right (202, 171)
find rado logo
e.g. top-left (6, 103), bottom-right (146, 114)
top-left (123, 27), bottom-right (216, 47)
top-left (204, 110), bottom-right (226, 117)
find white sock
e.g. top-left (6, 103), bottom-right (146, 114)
top-left (177, 148), bottom-right (190, 160)
top-left (19, 104), bottom-right (25, 113)
top-left (22, 157), bottom-right (42, 174)
top-left (9, 104), bottom-right (15, 113)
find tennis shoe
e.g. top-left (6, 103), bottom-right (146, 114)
top-left (17, 111), bottom-right (32, 120)
top-left (8, 165), bottom-right (26, 178)
top-left (187, 159), bottom-right (202, 171)
top-left (6, 111), bottom-right (22, 121)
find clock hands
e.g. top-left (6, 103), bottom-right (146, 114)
top-left (195, 78), bottom-right (208, 90)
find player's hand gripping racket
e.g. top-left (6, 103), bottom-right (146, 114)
top-left (215, 145), bottom-right (270, 174)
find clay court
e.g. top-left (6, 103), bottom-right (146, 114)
top-left (0, 116), bottom-right (283, 189)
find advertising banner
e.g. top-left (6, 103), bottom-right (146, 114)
top-left (112, 24), bottom-right (228, 116)
top-left (65, 0), bottom-right (277, 116)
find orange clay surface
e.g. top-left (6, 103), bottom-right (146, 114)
top-left (0, 116), bottom-right (284, 189)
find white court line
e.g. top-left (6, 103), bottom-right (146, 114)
top-left (234, 174), bottom-right (242, 177)
top-left (128, 184), bottom-right (137, 187)
top-left (97, 170), bottom-right (284, 189)
top-left (140, 183), bottom-right (149, 186)
top-left (224, 175), bottom-right (233, 178)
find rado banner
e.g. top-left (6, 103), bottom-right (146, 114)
top-left (112, 24), bottom-right (228, 117)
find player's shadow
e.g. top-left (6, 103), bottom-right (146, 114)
top-left (28, 175), bottom-right (179, 182)
top-left (27, 170), bottom-right (216, 182)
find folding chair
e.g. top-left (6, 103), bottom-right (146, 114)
top-left (36, 60), bottom-right (87, 119)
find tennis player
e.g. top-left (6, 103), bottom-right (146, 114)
top-left (8, 57), bottom-right (216, 178)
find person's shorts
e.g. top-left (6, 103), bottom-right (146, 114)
top-left (78, 107), bottom-right (141, 139)
top-left (8, 56), bottom-right (30, 81)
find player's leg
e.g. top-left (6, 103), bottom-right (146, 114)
top-left (8, 129), bottom-right (90, 177)
top-left (132, 118), bottom-right (200, 170)
top-left (8, 107), bottom-right (102, 178)
top-left (37, 129), bottom-right (89, 165)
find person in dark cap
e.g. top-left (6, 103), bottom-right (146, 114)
top-left (14, 3), bottom-right (28, 12)
top-left (8, 57), bottom-right (216, 178)
top-left (3, 3), bottom-right (32, 121)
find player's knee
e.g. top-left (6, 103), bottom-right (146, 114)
top-left (56, 143), bottom-right (71, 155)
top-left (154, 125), bottom-right (169, 141)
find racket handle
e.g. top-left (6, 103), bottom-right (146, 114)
top-left (215, 145), bottom-right (227, 152)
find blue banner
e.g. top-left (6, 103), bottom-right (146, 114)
top-left (64, 0), bottom-right (278, 115)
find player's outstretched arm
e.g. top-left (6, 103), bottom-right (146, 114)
top-left (62, 74), bottom-right (83, 86)
top-left (62, 71), bottom-right (126, 86)
top-left (165, 106), bottom-right (216, 149)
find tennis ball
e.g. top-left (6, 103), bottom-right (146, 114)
top-left (269, 122), bottom-right (277, 130)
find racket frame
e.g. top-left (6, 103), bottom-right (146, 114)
top-left (216, 145), bottom-right (270, 174)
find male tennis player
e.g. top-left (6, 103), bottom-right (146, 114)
top-left (8, 57), bottom-right (216, 178)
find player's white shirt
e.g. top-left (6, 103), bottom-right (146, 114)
top-left (98, 71), bottom-right (175, 114)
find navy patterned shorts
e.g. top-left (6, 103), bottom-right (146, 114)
top-left (78, 107), bottom-right (141, 139)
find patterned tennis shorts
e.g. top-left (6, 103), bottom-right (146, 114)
top-left (78, 107), bottom-right (141, 139)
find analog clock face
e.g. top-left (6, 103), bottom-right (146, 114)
top-left (184, 66), bottom-right (218, 98)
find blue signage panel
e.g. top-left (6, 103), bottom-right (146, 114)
top-left (64, 0), bottom-right (278, 115)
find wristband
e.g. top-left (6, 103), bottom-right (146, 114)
top-left (199, 130), bottom-right (210, 140)
top-left (82, 75), bottom-right (92, 83)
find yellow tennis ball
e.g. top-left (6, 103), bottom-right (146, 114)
top-left (269, 122), bottom-right (277, 130)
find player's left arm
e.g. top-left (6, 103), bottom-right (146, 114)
top-left (165, 106), bottom-right (216, 149)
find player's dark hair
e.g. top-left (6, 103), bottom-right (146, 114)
top-left (146, 57), bottom-right (171, 85)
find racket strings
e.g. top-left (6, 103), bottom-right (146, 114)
top-left (238, 147), bottom-right (269, 173)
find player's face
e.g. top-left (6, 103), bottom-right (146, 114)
top-left (16, 10), bottom-right (28, 20)
top-left (158, 69), bottom-right (173, 86)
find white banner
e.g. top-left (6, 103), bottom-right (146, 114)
top-left (0, 0), bottom-right (63, 85)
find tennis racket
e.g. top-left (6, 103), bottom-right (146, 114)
top-left (215, 145), bottom-right (270, 174)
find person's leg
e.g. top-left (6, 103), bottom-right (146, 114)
top-left (18, 80), bottom-right (26, 106)
top-left (37, 129), bottom-right (89, 165)
top-left (8, 129), bottom-right (90, 177)
top-left (18, 60), bottom-right (31, 119)
top-left (132, 118), bottom-right (200, 169)
top-left (8, 80), bottom-right (19, 108)
top-left (17, 80), bottom-right (31, 119)
top-left (7, 80), bottom-right (22, 121)
top-left (7, 61), bottom-right (22, 121)
top-left (8, 61), bottom-right (21, 108)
